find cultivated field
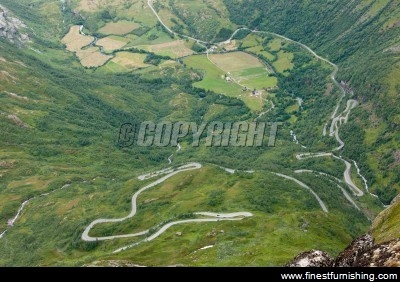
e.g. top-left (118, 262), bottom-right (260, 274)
top-left (240, 34), bottom-right (261, 48)
top-left (62, 25), bottom-right (111, 67)
top-left (97, 37), bottom-right (127, 52)
top-left (209, 52), bottom-right (263, 72)
top-left (98, 21), bottom-right (140, 35)
top-left (268, 38), bottom-right (284, 51)
top-left (184, 54), bottom-right (243, 96)
top-left (208, 51), bottom-right (277, 90)
top-left (61, 25), bottom-right (94, 52)
top-left (183, 54), bottom-right (269, 111)
top-left (238, 34), bottom-right (294, 75)
top-left (76, 47), bottom-right (112, 68)
top-left (246, 46), bottom-right (275, 61)
top-left (111, 52), bottom-right (150, 69)
top-left (138, 40), bottom-right (194, 58)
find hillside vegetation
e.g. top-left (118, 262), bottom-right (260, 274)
top-left (223, 0), bottom-right (400, 203)
top-left (0, 0), bottom-right (398, 266)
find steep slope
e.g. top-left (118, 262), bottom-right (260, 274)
top-left (224, 0), bottom-right (400, 204)
top-left (371, 193), bottom-right (400, 244)
top-left (0, 0), bottom-right (397, 266)
top-left (288, 195), bottom-right (400, 267)
top-left (0, 5), bottom-right (29, 44)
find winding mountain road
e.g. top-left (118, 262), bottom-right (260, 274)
top-left (296, 153), bottom-right (364, 197)
top-left (113, 211), bottom-right (252, 253)
top-left (145, 0), bottom-right (376, 216)
top-left (81, 162), bottom-right (253, 245)
top-left (0, 2), bottom-right (381, 255)
top-left (273, 172), bottom-right (328, 212)
top-left (294, 169), bottom-right (360, 211)
top-left (147, 0), bottom-right (208, 45)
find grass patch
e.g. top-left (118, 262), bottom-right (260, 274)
top-left (110, 52), bottom-right (150, 70)
top-left (96, 37), bottom-right (127, 52)
top-left (98, 21), bottom-right (140, 35)
top-left (272, 50), bottom-right (294, 74)
top-left (137, 40), bottom-right (194, 59)
top-left (62, 25), bottom-right (94, 52)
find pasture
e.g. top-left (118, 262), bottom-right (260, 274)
top-left (208, 51), bottom-right (277, 90)
top-left (76, 48), bottom-right (112, 68)
top-left (137, 40), bottom-right (194, 59)
top-left (111, 52), bottom-right (150, 69)
top-left (183, 54), bottom-right (273, 111)
top-left (99, 21), bottom-right (140, 35)
top-left (272, 50), bottom-right (294, 74)
top-left (97, 37), bottom-right (127, 52)
top-left (61, 25), bottom-right (94, 52)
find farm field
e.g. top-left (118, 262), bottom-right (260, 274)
top-left (61, 25), bottom-right (94, 52)
top-left (76, 47), bottom-right (112, 68)
top-left (208, 52), bottom-right (277, 89)
top-left (137, 40), bottom-right (194, 59)
top-left (99, 21), bottom-right (140, 35)
top-left (273, 51), bottom-right (294, 75)
top-left (246, 46), bottom-right (275, 61)
top-left (97, 37), bottom-right (127, 52)
top-left (184, 54), bottom-right (269, 112)
top-left (110, 52), bottom-right (151, 70)
top-left (62, 26), bottom-right (111, 67)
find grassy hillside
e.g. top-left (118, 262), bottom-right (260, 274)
top-left (154, 0), bottom-right (237, 42)
top-left (0, 164), bottom-right (371, 266)
top-left (224, 0), bottom-right (400, 204)
top-left (0, 0), bottom-right (395, 266)
top-left (371, 195), bottom-right (400, 244)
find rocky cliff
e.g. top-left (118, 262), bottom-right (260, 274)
top-left (0, 5), bottom-right (29, 45)
top-left (287, 235), bottom-right (400, 267)
top-left (287, 195), bottom-right (400, 267)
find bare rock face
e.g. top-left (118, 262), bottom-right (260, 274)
top-left (85, 260), bottom-right (146, 267)
top-left (353, 238), bottom-right (400, 267)
top-left (287, 235), bottom-right (400, 267)
top-left (286, 250), bottom-right (334, 267)
top-left (334, 234), bottom-right (374, 267)
top-left (391, 193), bottom-right (400, 205)
top-left (0, 5), bottom-right (29, 45)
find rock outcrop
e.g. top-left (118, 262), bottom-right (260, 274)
top-left (286, 250), bottom-right (334, 267)
top-left (288, 191), bottom-right (400, 267)
top-left (353, 238), bottom-right (400, 267)
top-left (287, 235), bottom-right (400, 267)
top-left (0, 5), bottom-right (29, 45)
top-left (334, 234), bottom-right (374, 267)
top-left (391, 194), bottom-right (400, 205)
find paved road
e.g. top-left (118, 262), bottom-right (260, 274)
top-left (147, 0), bottom-right (208, 45)
top-left (82, 1), bottom-right (379, 248)
top-left (113, 211), bottom-right (252, 253)
top-left (294, 169), bottom-right (360, 210)
top-left (81, 163), bottom-right (253, 243)
top-left (296, 153), bottom-right (364, 196)
top-left (273, 172), bottom-right (328, 212)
